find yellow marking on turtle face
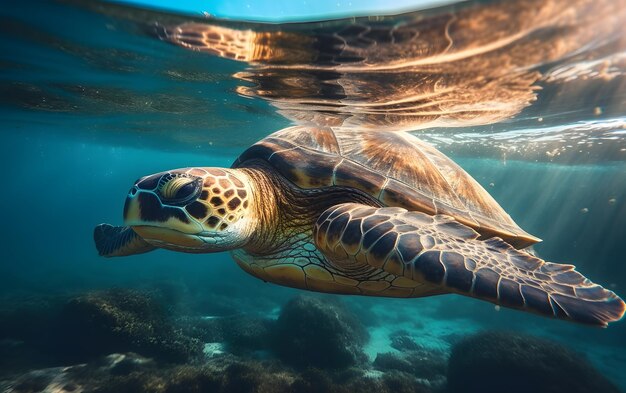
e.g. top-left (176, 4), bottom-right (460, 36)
top-left (125, 198), bottom-right (140, 222)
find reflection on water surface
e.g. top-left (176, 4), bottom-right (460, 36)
top-left (2, 0), bottom-right (626, 162)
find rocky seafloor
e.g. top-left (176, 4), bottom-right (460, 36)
top-left (0, 288), bottom-right (621, 393)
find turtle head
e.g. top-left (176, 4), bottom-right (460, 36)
top-left (123, 167), bottom-right (256, 253)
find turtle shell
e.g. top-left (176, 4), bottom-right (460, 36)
top-left (233, 126), bottom-right (540, 249)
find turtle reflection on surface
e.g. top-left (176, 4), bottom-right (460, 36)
top-left (156, 0), bottom-right (626, 131)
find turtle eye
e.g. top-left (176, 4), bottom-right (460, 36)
top-left (175, 181), bottom-right (197, 200)
top-left (158, 175), bottom-right (201, 205)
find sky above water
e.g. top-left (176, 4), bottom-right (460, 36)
top-left (108, 0), bottom-right (462, 21)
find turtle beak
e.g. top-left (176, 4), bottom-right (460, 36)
top-left (131, 225), bottom-right (208, 252)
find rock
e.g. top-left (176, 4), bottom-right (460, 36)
top-left (271, 295), bottom-right (369, 369)
top-left (374, 353), bottom-right (414, 374)
top-left (375, 330), bottom-right (446, 382)
top-left (374, 349), bottom-right (447, 381)
top-left (289, 368), bottom-right (336, 393)
top-left (0, 291), bottom-right (203, 373)
top-left (203, 342), bottom-right (226, 358)
top-left (447, 331), bottom-right (620, 393)
top-left (1, 352), bottom-right (444, 393)
top-left (221, 316), bottom-right (273, 353)
top-left (290, 368), bottom-right (436, 393)
top-left (2, 356), bottom-right (224, 393)
top-left (221, 362), bottom-right (290, 393)
top-left (87, 362), bottom-right (226, 393)
top-left (101, 353), bottom-right (156, 376)
top-left (406, 349), bottom-right (447, 381)
top-left (1, 366), bottom-right (80, 393)
top-left (162, 366), bottom-right (223, 393)
top-left (184, 314), bottom-right (274, 354)
top-left (382, 371), bottom-right (434, 393)
top-left (56, 289), bottom-right (203, 363)
top-left (390, 330), bottom-right (422, 352)
top-left (0, 353), bottom-right (155, 393)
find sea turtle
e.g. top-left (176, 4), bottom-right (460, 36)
top-left (95, 126), bottom-right (625, 326)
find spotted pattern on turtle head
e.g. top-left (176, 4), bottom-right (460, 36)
top-left (176, 167), bottom-right (251, 232)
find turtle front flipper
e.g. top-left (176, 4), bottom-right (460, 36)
top-left (94, 224), bottom-right (156, 257)
top-left (314, 203), bottom-right (626, 326)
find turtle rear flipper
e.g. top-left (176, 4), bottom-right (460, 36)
top-left (94, 224), bottom-right (156, 257)
top-left (314, 203), bottom-right (626, 326)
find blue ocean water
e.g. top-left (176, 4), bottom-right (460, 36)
top-left (1, 0), bottom-right (626, 392)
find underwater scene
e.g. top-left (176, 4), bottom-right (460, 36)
top-left (1, 0), bottom-right (626, 392)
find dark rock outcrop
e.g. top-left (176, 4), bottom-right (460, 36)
top-left (447, 331), bottom-right (620, 393)
top-left (270, 295), bottom-right (369, 369)
top-left (55, 289), bottom-right (203, 363)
